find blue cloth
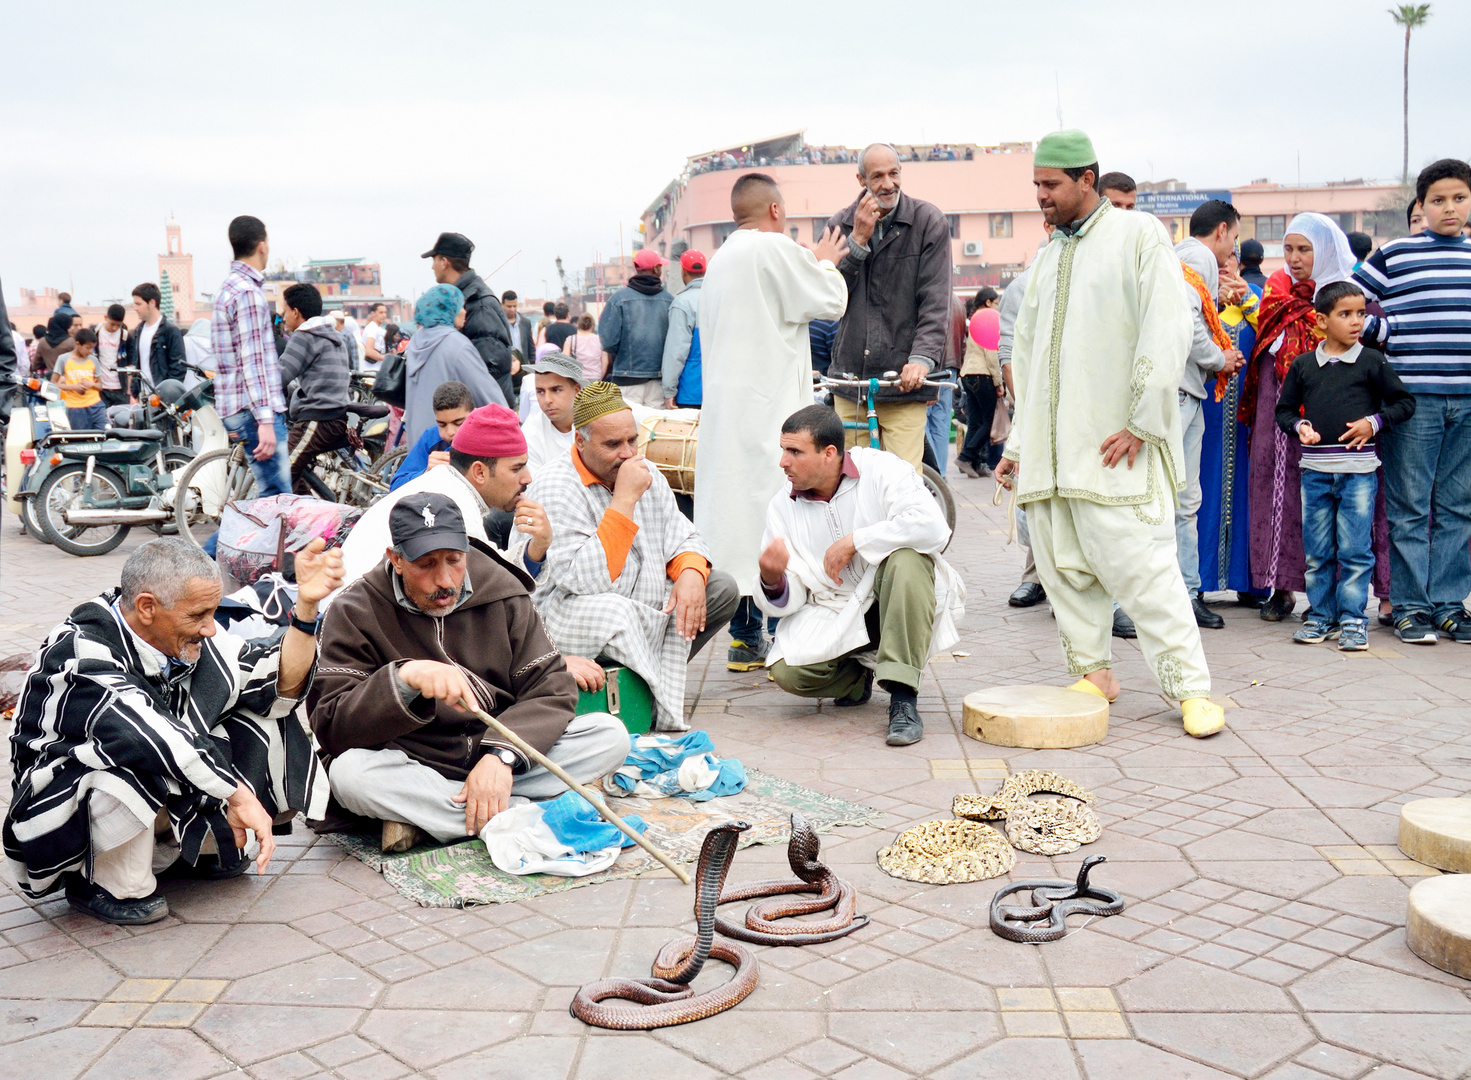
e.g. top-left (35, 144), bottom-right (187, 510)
top-left (924, 370), bottom-right (957, 477)
top-left (414, 285), bottom-right (465, 329)
top-left (674, 328), bottom-right (702, 406)
top-left (1355, 230), bottom-right (1471, 396)
top-left (609, 731), bottom-right (747, 801)
top-left (390, 427), bottom-right (447, 491)
top-left (1301, 470), bottom-right (1377, 628)
top-left (223, 409), bottom-right (291, 497)
top-left (1380, 392), bottom-right (1471, 621)
top-left (1198, 286), bottom-right (1261, 595)
top-left (66, 404), bottom-right (107, 430)
top-left (540, 790), bottom-right (645, 851)
top-left (599, 283), bottom-right (672, 381)
top-left (729, 596), bottom-right (777, 642)
top-left (809, 319), bottom-right (838, 376)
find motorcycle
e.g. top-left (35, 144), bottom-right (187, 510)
top-left (5, 377), bottom-right (100, 541)
top-left (28, 370), bottom-right (228, 556)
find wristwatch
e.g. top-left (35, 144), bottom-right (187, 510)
top-left (490, 747), bottom-right (517, 769)
top-left (288, 609), bottom-right (320, 636)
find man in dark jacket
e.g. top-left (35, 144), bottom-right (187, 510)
top-left (824, 143), bottom-right (954, 471)
top-left (598, 249), bottom-right (673, 407)
top-left (309, 494), bottom-right (628, 853)
top-left (278, 283), bottom-right (352, 493)
top-left (423, 232), bottom-right (515, 404)
top-left (0, 276), bottom-right (16, 424)
top-left (124, 282), bottom-right (187, 395)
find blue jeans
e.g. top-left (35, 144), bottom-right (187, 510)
top-left (1380, 393), bottom-right (1471, 621)
top-left (1173, 393), bottom-right (1205, 594)
top-left (223, 410), bottom-right (291, 497)
top-left (728, 597), bottom-right (777, 643)
top-left (924, 372), bottom-right (957, 477)
top-left (66, 404), bottom-right (108, 430)
top-left (1301, 470), bottom-right (1377, 628)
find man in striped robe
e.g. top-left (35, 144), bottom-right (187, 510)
top-left (3, 537), bottom-right (341, 924)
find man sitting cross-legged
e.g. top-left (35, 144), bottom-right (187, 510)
top-left (3, 537), bottom-right (342, 924)
top-left (529, 381), bottom-right (742, 731)
top-left (754, 405), bottom-right (966, 746)
top-left (311, 494), bottom-right (628, 852)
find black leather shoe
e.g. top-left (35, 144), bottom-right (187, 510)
top-left (833, 668), bottom-right (875, 707)
top-left (1260, 590), bottom-right (1296, 622)
top-left (65, 874), bottom-right (169, 925)
top-left (885, 699), bottom-right (924, 746)
top-left (1009, 582), bottom-right (1046, 608)
top-left (158, 854), bottom-right (250, 881)
top-left (1193, 593), bottom-right (1225, 629)
top-left (1111, 607), bottom-right (1137, 639)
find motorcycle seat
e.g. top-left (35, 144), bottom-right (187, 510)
top-left (105, 427), bottom-right (167, 440)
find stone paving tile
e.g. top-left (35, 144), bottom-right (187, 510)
top-left (6, 469), bottom-right (1471, 1079)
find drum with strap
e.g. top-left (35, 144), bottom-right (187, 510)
top-left (637, 411), bottom-right (699, 495)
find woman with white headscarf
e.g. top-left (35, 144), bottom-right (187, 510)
top-left (1238, 213), bottom-right (1357, 621)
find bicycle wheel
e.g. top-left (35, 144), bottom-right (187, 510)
top-left (370, 445), bottom-right (407, 482)
top-left (37, 463), bottom-right (131, 556)
top-left (174, 445), bottom-right (255, 548)
top-left (921, 463), bottom-right (956, 551)
top-left (151, 449), bottom-right (195, 535)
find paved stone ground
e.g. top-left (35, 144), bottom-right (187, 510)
top-left (2, 480), bottom-right (1471, 1080)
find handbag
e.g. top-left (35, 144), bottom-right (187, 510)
top-left (372, 349), bottom-right (407, 408)
top-left (990, 398), bottom-right (1012, 443)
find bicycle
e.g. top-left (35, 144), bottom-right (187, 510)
top-left (816, 372), bottom-right (957, 546)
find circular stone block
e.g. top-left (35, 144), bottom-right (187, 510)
top-left (1398, 798), bottom-right (1471, 873)
top-left (962, 686), bottom-right (1108, 749)
top-left (1406, 875), bottom-right (1471, 980)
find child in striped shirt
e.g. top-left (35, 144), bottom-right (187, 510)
top-left (1353, 158), bottom-right (1471, 644)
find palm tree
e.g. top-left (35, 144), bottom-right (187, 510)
top-left (1390, 4), bottom-right (1432, 182)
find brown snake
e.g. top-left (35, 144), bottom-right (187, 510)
top-left (714, 812), bottom-right (869, 945)
top-left (570, 821), bottom-right (759, 1029)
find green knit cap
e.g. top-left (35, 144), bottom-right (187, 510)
top-left (1034, 129), bottom-right (1097, 169)
top-left (572, 381), bottom-right (630, 429)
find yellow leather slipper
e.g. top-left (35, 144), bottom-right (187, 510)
top-left (1068, 678), bottom-right (1117, 704)
top-left (1180, 697), bottom-right (1225, 738)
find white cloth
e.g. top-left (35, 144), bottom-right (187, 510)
top-left (137, 319), bottom-right (160, 383)
top-left (695, 228), bottom-right (847, 591)
top-left (360, 321), bottom-right (386, 374)
top-left (1007, 200), bottom-right (1192, 507)
top-left (480, 802), bottom-right (621, 877)
top-left (96, 326), bottom-right (124, 389)
top-left (183, 319), bottom-right (212, 390)
top-left (522, 408), bottom-right (575, 476)
top-left (752, 446), bottom-right (964, 668)
top-left (338, 462), bottom-right (529, 588)
top-left (1284, 213), bottom-right (1357, 300)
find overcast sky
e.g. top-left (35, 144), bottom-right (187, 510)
top-left (3, 0), bottom-right (1468, 312)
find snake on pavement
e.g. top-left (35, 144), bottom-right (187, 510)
top-left (570, 821), bottom-right (759, 1029)
top-left (989, 855), bottom-right (1125, 943)
top-left (714, 812), bottom-right (869, 946)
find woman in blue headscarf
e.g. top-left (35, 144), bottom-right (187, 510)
top-left (402, 284), bottom-right (504, 445)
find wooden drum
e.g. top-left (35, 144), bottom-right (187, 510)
top-left (637, 412), bottom-right (699, 495)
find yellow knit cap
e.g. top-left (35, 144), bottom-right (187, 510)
top-left (572, 381), bottom-right (630, 429)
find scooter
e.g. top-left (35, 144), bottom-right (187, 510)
top-left (27, 370), bottom-right (228, 556)
top-left (5, 377), bottom-right (102, 541)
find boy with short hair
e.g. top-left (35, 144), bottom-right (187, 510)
top-left (278, 283), bottom-right (352, 494)
top-left (1277, 282), bottom-right (1415, 651)
top-left (1354, 157), bottom-right (1471, 644)
top-left (55, 328), bottom-right (109, 430)
top-left (389, 380), bottom-right (474, 491)
top-left (95, 304), bottom-right (130, 406)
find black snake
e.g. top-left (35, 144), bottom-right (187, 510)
top-left (570, 821), bottom-right (759, 1029)
top-left (989, 855), bottom-right (1124, 942)
top-left (715, 812), bottom-right (868, 946)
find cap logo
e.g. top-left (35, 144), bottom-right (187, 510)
top-left (421, 506), bottom-right (436, 528)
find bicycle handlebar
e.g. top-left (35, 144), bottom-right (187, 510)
top-left (817, 375), bottom-right (951, 389)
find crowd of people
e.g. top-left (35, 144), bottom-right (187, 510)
top-left (1, 137), bottom-right (1468, 931)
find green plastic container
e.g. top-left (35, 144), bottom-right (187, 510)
top-left (575, 664), bottom-right (654, 734)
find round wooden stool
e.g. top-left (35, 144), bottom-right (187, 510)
top-left (1406, 875), bottom-right (1471, 980)
top-left (1398, 798), bottom-right (1471, 874)
top-left (962, 686), bottom-right (1108, 749)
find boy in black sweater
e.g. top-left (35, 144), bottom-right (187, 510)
top-left (1276, 282), bottom-right (1415, 650)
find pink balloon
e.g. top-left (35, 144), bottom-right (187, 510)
top-left (969, 308), bottom-right (1001, 350)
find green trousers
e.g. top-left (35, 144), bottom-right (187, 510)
top-left (771, 548), bottom-right (936, 699)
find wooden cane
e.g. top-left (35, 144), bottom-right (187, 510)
top-left (463, 701), bottom-right (692, 885)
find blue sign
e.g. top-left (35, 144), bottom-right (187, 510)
top-left (1134, 190), bottom-right (1232, 215)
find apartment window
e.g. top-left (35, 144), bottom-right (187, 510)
top-left (814, 218), bottom-right (827, 241)
top-left (989, 213), bottom-right (1013, 239)
top-left (1256, 215), bottom-right (1286, 242)
top-left (790, 227), bottom-right (799, 240)
top-left (715, 223), bottom-right (736, 248)
top-left (946, 215), bottom-right (961, 239)
top-left (1332, 211), bottom-right (1356, 233)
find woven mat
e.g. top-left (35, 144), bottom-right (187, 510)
top-left (322, 769), bottom-right (882, 908)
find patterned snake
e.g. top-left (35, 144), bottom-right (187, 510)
top-left (570, 821), bottom-right (759, 1029)
top-left (714, 812), bottom-right (869, 946)
top-left (989, 855), bottom-right (1125, 943)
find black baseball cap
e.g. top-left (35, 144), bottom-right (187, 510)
top-left (421, 232), bottom-right (475, 261)
top-left (389, 493), bottom-right (468, 562)
top-left (1240, 239), bottom-right (1264, 265)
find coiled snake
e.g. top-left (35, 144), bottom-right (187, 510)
top-left (715, 812), bottom-right (868, 946)
top-left (989, 855), bottom-right (1125, 943)
top-left (570, 821), bottom-right (759, 1029)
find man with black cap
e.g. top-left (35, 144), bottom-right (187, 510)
top-left (311, 493), bottom-right (628, 853)
top-left (423, 232), bottom-right (516, 404)
top-left (1238, 239), bottom-right (1268, 291)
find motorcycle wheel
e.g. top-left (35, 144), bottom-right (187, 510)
top-left (21, 496), bottom-right (52, 543)
top-left (37, 463), bottom-right (132, 556)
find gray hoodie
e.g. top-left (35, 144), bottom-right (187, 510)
top-left (279, 319), bottom-right (351, 421)
top-left (403, 325), bottom-right (506, 445)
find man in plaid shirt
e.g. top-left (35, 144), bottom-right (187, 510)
top-left (212, 215), bottom-right (290, 497)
